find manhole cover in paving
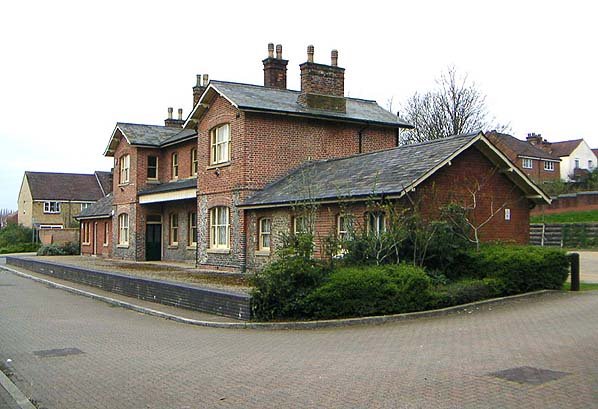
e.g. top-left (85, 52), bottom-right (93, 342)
top-left (34, 348), bottom-right (84, 358)
top-left (489, 366), bottom-right (570, 385)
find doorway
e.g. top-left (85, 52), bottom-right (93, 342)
top-left (146, 223), bottom-right (162, 261)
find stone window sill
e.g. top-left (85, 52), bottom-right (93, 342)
top-left (207, 162), bottom-right (231, 170)
top-left (207, 248), bottom-right (230, 254)
top-left (186, 245), bottom-right (198, 250)
top-left (116, 244), bottom-right (129, 249)
top-left (256, 250), bottom-right (270, 257)
top-left (168, 244), bottom-right (179, 249)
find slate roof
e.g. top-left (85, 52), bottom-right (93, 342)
top-left (550, 139), bottom-right (583, 157)
top-left (199, 80), bottom-right (412, 128)
top-left (138, 178), bottom-right (197, 196)
top-left (104, 124), bottom-right (197, 156)
top-left (242, 133), bottom-right (483, 207)
top-left (77, 194), bottom-right (113, 219)
top-left (486, 132), bottom-right (560, 161)
top-left (25, 171), bottom-right (107, 201)
top-left (95, 171), bottom-right (113, 195)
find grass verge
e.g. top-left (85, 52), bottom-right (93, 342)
top-left (562, 281), bottom-right (598, 291)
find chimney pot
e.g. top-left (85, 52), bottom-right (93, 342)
top-left (168, 107), bottom-right (173, 119)
top-left (307, 45), bottom-right (314, 63)
top-left (202, 74), bottom-right (209, 86)
top-left (178, 108), bottom-right (183, 120)
top-left (267, 43), bottom-right (274, 58)
top-left (196, 74), bottom-right (202, 87)
top-left (276, 44), bottom-right (282, 59)
top-left (331, 49), bottom-right (338, 66)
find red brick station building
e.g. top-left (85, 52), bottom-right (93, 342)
top-left (78, 44), bottom-right (549, 273)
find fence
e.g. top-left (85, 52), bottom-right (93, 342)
top-left (530, 223), bottom-right (598, 247)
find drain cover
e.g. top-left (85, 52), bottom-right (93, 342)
top-left (490, 366), bottom-right (570, 385)
top-left (34, 348), bottom-right (84, 358)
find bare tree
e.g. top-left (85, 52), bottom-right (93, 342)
top-left (401, 66), bottom-right (506, 144)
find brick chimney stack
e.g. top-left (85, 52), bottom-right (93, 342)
top-left (192, 74), bottom-right (210, 107)
top-left (165, 107), bottom-right (185, 128)
top-left (526, 132), bottom-right (543, 145)
top-left (297, 45), bottom-right (346, 112)
top-left (263, 43), bottom-right (288, 89)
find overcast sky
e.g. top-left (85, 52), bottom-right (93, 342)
top-left (1, 0), bottom-right (596, 211)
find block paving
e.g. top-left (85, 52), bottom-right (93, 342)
top-left (1, 264), bottom-right (598, 408)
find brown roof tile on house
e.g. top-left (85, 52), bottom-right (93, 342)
top-left (486, 131), bottom-right (560, 160)
top-left (25, 171), bottom-right (107, 201)
top-left (550, 139), bottom-right (583, 157)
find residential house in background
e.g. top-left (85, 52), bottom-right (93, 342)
top-left (18, 171), bottom-right (112, 229)
top-left (78, 44), bottom-right (550, 272)
top-left (486, 131), bottom-right (560, 184)
top-left (545, 138), bottom-right (597, 181)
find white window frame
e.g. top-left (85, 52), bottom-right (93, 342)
top-left (188, 212), bottom-right (197, 246)
top-left (367, 212), bottom-right (386, 236)
top-left (210, 124), bottom-right (231, 165)
top-left (505, 208), bottom-right (511, 221)
top-left (337, 214), bottom-right (353, 241)
top-left (119, 154), bottom-right (130, 184)
top-left (169, 213), bottom-right (179, 245)
top-left (118, 214), bottom-right (129, 246)
top-left (147, 155), bottom-right (159, 180)
top-left (191, 148), bottom-right (198, 176)
top-left (589, 160), bottom-right (594, 169)
top-left (171, 152), bottom-right (179, 179)
top-left (39, 224), bottom-right (63, 229)
top-left (103, 222), bottom-right (109, 246)
top-left (575, 158), bottom-right (580, 169)
top-left (210, 207), bottom-right (230, 249)
top-left (43, 201), bottom-right (61, 214)
top-left (544, 161), bottom-right (555, 171)
top-left (293, 215), bottom-right (311, 235)
top-left (258, 218), bottom-right (272, 251)
top-left (82, 222), bottom-right (91, 244)
top-left (522, 158), bottom-right (533, 169)
top-left (80, 203), bottom-right (93, 211)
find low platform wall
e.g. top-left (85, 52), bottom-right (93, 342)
top-left (5, 256), bottom-right (251, 320)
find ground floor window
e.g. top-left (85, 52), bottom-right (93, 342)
top-left (188, 212), bottom-right (197, 245)
top-left (82, 222), bottom-right (91, 244)
top-left (259, 218), bottom-right (271, 251)
top-left (337, 214), bottom-right (354, 241)
top-left (118, 214), bottom-right (129, 245)
top-left (367, 212), bottom-right (386, 236)
top-left (103, 222), bottom-right (109, 246)
top-left (170, 213), bottom-right (179, 245)
top-left (210, 207), bottom-right (229, 249)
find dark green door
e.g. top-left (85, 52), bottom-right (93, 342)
top-left (146, 224), bottom-right (161, 261)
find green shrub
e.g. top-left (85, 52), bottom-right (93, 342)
top-left (463, 245), bottom-right (569, 295)
top-left (0, 242), bottom-right (40, 254)
top-left (251, 256), bottom-right (330, 320)
top-left (0, 224), bottom-right (34, 248)
top-left (305, 264), bottom-right (433, 319)
top-left (37, 242), bottom-right (80, 256)
top-left (431, 278), bottom-right (503, 309)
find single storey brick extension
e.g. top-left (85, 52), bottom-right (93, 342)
top-left (78, 44), bottom-right (550, 273)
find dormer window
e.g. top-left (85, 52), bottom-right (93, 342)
top-left (210, 124), bottom-right (230, 165)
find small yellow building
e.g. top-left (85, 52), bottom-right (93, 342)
top-left (17, 171), bottom-right (112, 229)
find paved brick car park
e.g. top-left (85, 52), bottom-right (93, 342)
top-left (1, 257), bottom-right (598, 408)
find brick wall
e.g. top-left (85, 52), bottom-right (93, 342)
top-left (5, 256), bottom-right (250, 320)
top-left (244, 146), bottom-right (531, 271)
top-left (40, 228), bottom-right (79, 246)
top-left (80, 219), bottom-right (112, 257)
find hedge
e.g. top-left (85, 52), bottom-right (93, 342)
top-left (305, 264), bottom-right (433, 319)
